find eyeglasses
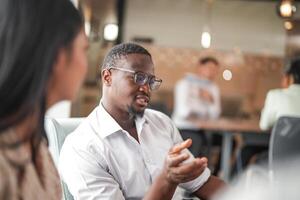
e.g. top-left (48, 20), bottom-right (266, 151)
top-left (108, 67), bottom-right (162, 90)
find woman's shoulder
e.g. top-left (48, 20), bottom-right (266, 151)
top-left (0, 150), bottom-right (14, 177)
top-left (266, 88), bottom-right (284, 101)
top-left (37, 138), bottom-right (59, 172)
top-left (0, 151), bottom-right (15, 199)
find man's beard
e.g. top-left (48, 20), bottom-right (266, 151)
top-left (128, 104), bottom-right (145, 119)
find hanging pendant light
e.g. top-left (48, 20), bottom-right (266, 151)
top-left (277, 0), bottom-right (296, 18)
top-left (201, 31), bottom-right (211, 49)
top-left (201, 0), bottom-right (213, 49)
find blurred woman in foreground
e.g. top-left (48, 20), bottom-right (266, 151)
top-left (0, 0), bottom-right (88, 199)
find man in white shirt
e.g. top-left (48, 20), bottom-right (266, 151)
top-left (260, 57), bottom-right (300, 130)
top-left (172, 57), bottom-right (221, 158)
top-left (59, 43), bottom-right (225, 199)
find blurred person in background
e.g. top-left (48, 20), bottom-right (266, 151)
top-left (172, 57), bottom-right (221, 165)
top-left (260, 57), bottom-right (300, 130)
top-left (0, 0), bottom-right (88, 199)
top-left (235, 57), bottom-right (300, 175)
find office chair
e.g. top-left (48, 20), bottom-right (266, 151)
top-left (269, 116), bottom-right (300, 179)
top-left (45, 117), bottom-right (84, 200)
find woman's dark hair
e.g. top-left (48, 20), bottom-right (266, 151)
top-left (285, 57), bottom-right (300, 84)
top-left (0, 0), bottom-right (83, 143)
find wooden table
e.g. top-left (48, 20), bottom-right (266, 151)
top-left (190, 118), bottom-right (269, 181)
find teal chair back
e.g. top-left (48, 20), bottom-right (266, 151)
top-left (45, 117), bottom-right (84, 200)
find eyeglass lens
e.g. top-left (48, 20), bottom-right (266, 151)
top-left (134, 72), bottom-right (161, 90)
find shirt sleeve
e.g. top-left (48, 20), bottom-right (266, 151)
top-left (59, 138), bottom-right (125, 200)
top-left (260, 90), bottom-right (277, 130)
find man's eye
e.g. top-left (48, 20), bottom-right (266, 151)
top-left (136, 75), bottom-right (145, 81)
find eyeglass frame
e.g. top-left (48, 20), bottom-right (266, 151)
top-left (106, 67), bottom-right (162, 90)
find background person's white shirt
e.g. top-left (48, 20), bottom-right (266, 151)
top-left (59, 103), bottom-right (211, 200)
top-left (260, 84), bottom-right (300, 130)
top-left (172, 74), bottom-right (221, 129)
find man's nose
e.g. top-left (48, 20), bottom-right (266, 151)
top-left (138, 82), bottom-right (150, 92)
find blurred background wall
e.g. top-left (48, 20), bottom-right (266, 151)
top-left (66, 0), bottom-right (300, 119)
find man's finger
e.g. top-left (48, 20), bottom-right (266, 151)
top-left (167, 153), bottom-right (190, 167)
top-left (169, 139), bottom-right (192, 154)
top-left (172, 158), bottom-right (207, 175)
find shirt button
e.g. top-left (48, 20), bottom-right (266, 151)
top-left (88, 146), bottom-right (96, 154)
top-left (144, 155), bottom-right (151, 163)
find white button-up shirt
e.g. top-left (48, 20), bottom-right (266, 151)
top-left (172, 74), bottom-right (221, 129)
top-left (59, 103), bottom-right (210, 200)
top-left (260, 84), bottom-right (300, 130)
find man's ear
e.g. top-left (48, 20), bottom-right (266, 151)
top-left (102, 69), bottom-right (112, 86)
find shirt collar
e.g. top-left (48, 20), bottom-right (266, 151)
top-left (185, 73), bottom-right (211, 85)
top-left (94, 102), bottom-right (123, 138)
top-left (135, 115), bottom-right (146, 136)
top-left (94, 101), bottom-right (147, 138)
top-left (289, 84), bottom-right (300, 90)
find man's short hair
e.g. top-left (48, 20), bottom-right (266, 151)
top-left (101, 43), bottom-right (152, 71)
top-left (285, 56), bottom-right (300, 84)
top-left (199, 57), bottom-right (219, 66)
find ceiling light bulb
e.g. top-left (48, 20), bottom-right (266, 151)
top-left (104, 24), bottom-right (119, 41)
top-left (279, 1), bottom-right (295, 18)
top-left (85, 21), bottom-right (91, 36)
top-left (284, 21), bottom-right (293, 30)
top-left (201, 31), bottom-right (211, 48)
